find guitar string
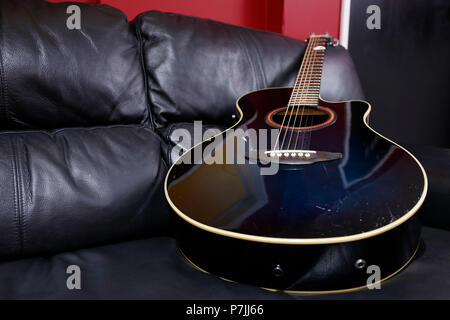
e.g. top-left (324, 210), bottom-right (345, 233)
top-left (282, 36), bottom-right (317, 150)
top-left (272, 37), bottom-right (313, 151)
top-left (299, 36), bottom-right (325, 151)
top-left (304, 36), bottom-right (327, 151)
top-left (291, 36), bottom-right (322, 150)
top-left (286, 36), bottom-right (319, 150)
top-left (279, 36), bottom-right (318, 151)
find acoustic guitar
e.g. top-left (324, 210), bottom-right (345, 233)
top-left (164, 34), bottom-right (427, 293)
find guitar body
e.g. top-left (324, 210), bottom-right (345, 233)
top-left (165, 87), bottom-right (427, 293)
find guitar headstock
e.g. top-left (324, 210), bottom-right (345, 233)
top-left (307, 33), bottom-right (339, 47)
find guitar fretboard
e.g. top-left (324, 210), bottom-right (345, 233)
top-left (289, 35), bottom-right (329, 107)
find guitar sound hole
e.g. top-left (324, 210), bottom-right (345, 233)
top-left (266, 106), bottom-right (336, 131)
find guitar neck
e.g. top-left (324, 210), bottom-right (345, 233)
top-left (289, 34), bottom-right (330, 107)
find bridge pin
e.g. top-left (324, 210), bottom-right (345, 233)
top-left (284, 153), bottom-right (289, 157)
top-left (305, 153), bottom-right (311, 158)
top-left (270, 152), bottom-right (275, 157)
top-left (291, 153), bottom-right (296, 157)
top-left (277, 153), bottom-right (282, 157)
top-left (298, 153), bottom-right (304, 157)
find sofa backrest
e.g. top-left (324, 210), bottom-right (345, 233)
top-left (0, 0), bottom-right (365, 259)
top-left (0, 0), bottom-right (169, 260)
top-left (136, 11), bottom-right (364, 130)
top-left (0, 0), bottom-right (148, 130)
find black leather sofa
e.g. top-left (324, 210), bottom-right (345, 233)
top-left (0, 0), bottom-right (448, 299)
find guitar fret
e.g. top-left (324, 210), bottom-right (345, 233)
top-left (289, 36), bottom-right (328, 106)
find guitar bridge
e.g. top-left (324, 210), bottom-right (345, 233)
top-left (245, 150), bottom-right (342, 165)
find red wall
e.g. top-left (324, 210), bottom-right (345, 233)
top-left (103, 0), bottom-right (283, 33)
top-left (51, 0), bottom-right (341, 40)
top-left (49, 0), bottom-right (100, 2)
top-left (283, 0), bottom-right (341, 40)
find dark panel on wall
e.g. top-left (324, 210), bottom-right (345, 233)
top-left (348, 0), bottom-right (450, 148)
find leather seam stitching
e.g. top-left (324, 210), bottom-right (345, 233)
top-left (161, 124), bottom-right (173, 167)
top-left (236, 28), bottom-right (258, 90)
top-left (135, 16), bottom-right (155, 131)
top-left (0, 123), bottom-right (148, 136)
top-left (16, 136), bottom-right (27, 252)
top-left (9, 136), bottom-right (24, 255)
top-left (0, 53), bottom-right (5, 124)
top-left (166, 123), bottom-right (175, 144)
top-left (0, 9), bottom-right (9, 126)
top-left (244, 29), bottom-right (268, 88)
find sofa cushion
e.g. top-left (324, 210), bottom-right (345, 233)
top-left (0, 226), bottom-right (448, 299)
top-left (0, 0), bottom-right (148, 130)
top-left (136, 11), bottom-right (364, 129)
top-left (158, 122), bottom-right (226, 165)
top-left (0, 126), bottom-right (170, 259)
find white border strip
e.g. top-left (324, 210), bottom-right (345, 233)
top-left (339, 0), bottom-right (351, 49)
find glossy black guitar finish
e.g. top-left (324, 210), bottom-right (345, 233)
top-left (165, 87), bottom-right (427, 292)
